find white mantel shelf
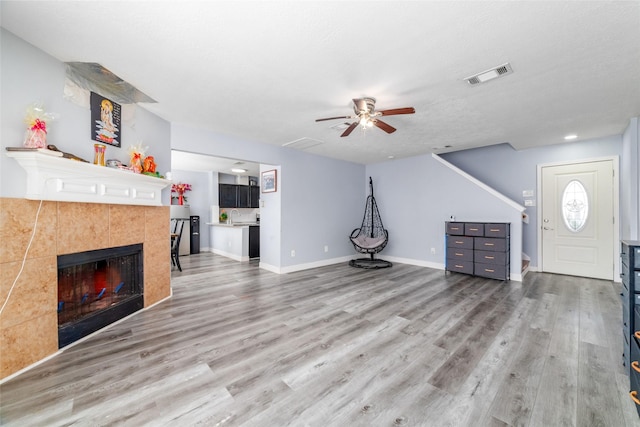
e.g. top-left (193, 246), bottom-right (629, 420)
top-left (6, 150), bottom-right (171, 206)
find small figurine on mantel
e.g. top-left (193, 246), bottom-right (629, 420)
top-left (127, 142), bottom-right (147, 174)
top-left (143, 155), bottom-right (156, 174)
top-left (23, 103), bottom-right (56, 149)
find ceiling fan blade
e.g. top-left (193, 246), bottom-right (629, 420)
top-left (378, 107), bottom-right (416, 116)
top-left (341, 122), bottom-right (359, 137)
top-left (316, 115), bottom-right (351, 122)
top-left (373, 119), bottom-right (396, 134)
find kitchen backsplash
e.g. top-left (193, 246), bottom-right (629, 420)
top-left (211, 205), bottom-right (259, 223)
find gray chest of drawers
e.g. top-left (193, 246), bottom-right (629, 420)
top-left (445, 222), bottom-right (510, 281)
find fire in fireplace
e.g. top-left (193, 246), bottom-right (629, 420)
top-left (57, 243), bottom-right (143, 348)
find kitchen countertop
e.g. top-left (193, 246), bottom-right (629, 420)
top-left (206, 222), bottom-right (260, 228)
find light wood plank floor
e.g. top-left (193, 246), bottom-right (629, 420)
top-left (2, 253), bottom-right (640, 426)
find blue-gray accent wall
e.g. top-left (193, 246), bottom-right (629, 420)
top-left (440, 136), bottom-right (631, 269)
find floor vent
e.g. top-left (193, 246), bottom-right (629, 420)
top-left (464, 63), bottom-right (513, 85)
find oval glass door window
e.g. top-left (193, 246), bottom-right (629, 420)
top-left (562, 180), bottom-right (589, 232)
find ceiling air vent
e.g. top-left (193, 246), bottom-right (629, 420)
top-left (464, 63), bottom-right (513, 86)
top-left (282, 137), bottom-right (324, 150)
top-left (330, 122), bottom-right (350, 131)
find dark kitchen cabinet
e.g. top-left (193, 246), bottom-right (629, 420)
top-left (219, 184), bottom-right (237, 208)
top-left (249, 226), bottom-right (260, 259)
top-left (219, 184), bottom-right (260, 208)
top-left (237, 186), bottom-right (250, 208)
top-left (250, 186), bottom-right (260, 208)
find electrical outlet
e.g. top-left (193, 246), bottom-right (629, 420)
top-left (291, 250), bottom-right (296, 257)
top-left (430, 247), bottom-right (436, 255)
top-left (324, 245), bottom-right (329, 253)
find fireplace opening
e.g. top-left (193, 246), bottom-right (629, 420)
top-left (57, 243), bottom-right (143, 348)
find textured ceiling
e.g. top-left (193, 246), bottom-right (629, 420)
top-left (2, 1), bottom-right (639, 165)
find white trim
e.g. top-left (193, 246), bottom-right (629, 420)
top-left (276, 256), bottom-right (355, 274)
top-left (382, 255), bottom-right (523, 282)
top-left (536, 156), bottom-right (620, 282)
top-left (211, 248), bottom-right (249, 262)
top-left (0, 291), bottom-right (173, 385)
top-left (261, 255), bottom-right (524, 282)
top-left (258, 261), bottom-right (281, 274)
top-left (381, 255), bottom-right (443, 270)
top-left (432, 153), bottom-right (525, 212)
top-left (6, 151), bottom-right (170, 206)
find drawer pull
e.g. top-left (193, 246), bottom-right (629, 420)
top-left (455, 241), bottom-right (464, 244)
top-left (635, 331), bottom-right (640, 340)
top-left (484, 268), bottom-right (495, 273)
top-left (455, 253), bottom-right (464, 257)
top-left (455, 265), bottom-right (464, 268)
top-left (630, 391), bottom-right (640, 406)
top-left (451, 227), bottom-right (460, 230)
top-left (484, 243), bottom-right (495, 246)
top-left (469, 228), bottom-right (479, 231)
top-left (489, 228), bottom-right (500, 232)
top-left (484, 256), bottom-right (495, 260)
top-left (632, 361), bottom-right (640, 373)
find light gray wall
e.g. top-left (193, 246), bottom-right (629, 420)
top-left (440, 135), bottom-right (627, 268)
top-left (170, 169), bottom-right (212, 251)
top-left (1, 29), bottom-right (172, 203)
top-left (365, 154), bottom-right (524, 278)
top-left (170, 123), bottom-right (366, 269)
top-left (5, 27), bottom-right (636, 275)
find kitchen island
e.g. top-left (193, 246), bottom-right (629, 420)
top-left (208, 222), bottom-right (259, 261)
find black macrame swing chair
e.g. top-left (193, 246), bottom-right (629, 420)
top-left (349, 177), bottom-right (392, 269)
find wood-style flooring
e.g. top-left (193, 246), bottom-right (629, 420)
top-left (2, 253), bottom-right (639, 426)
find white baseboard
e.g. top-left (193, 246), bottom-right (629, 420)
top-left (260, 255), bottom-right (523, 281)
top-left (382, 255), bottom-right (523, 282)
top-left (211, 248), bottom-right (249, 262)
top-left (380, 255), bottom-right (444, 270)
top-left (262, 256), bottom-right (354, 274)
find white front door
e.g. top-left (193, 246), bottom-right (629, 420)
top-left (541, 160), bottom-right (614, 280)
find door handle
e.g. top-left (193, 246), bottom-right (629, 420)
top-left (543, 227), bottom-right (554, 230)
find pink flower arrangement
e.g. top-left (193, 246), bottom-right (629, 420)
top-left (171, 182), bottom-right (192, 205)
top-left (171, 182), bottom-right (192, 195)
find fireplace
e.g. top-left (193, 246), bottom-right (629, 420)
top-left (57, 243), bottom-right (144, 348)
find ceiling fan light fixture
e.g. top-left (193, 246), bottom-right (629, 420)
top-left (315, 97), bottom-right (415, 137)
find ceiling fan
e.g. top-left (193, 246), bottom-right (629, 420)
top-left (316, 97), bottom-right (415, 137)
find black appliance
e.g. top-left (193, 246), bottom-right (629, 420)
top-left (190, 216), bottom-right (200, 254)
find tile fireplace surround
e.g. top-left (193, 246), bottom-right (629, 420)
top-left (0, 197), bottom-right (171, 380)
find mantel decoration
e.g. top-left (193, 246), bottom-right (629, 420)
top-left (90, 92), bottom-right (121, 147)
top-left (23, 103), bottom-right (56, 149)
top-left (127, 142), bottom-right (147, 174)
top-left (171, 182), bottom-right (192, 205)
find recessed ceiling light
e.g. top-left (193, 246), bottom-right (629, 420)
top-left (388, 155), bottom-right (395, 159)
top-left (564, 134), bottom-right (578, 140)
top-left (231, 168), bottom-right (247, 173)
